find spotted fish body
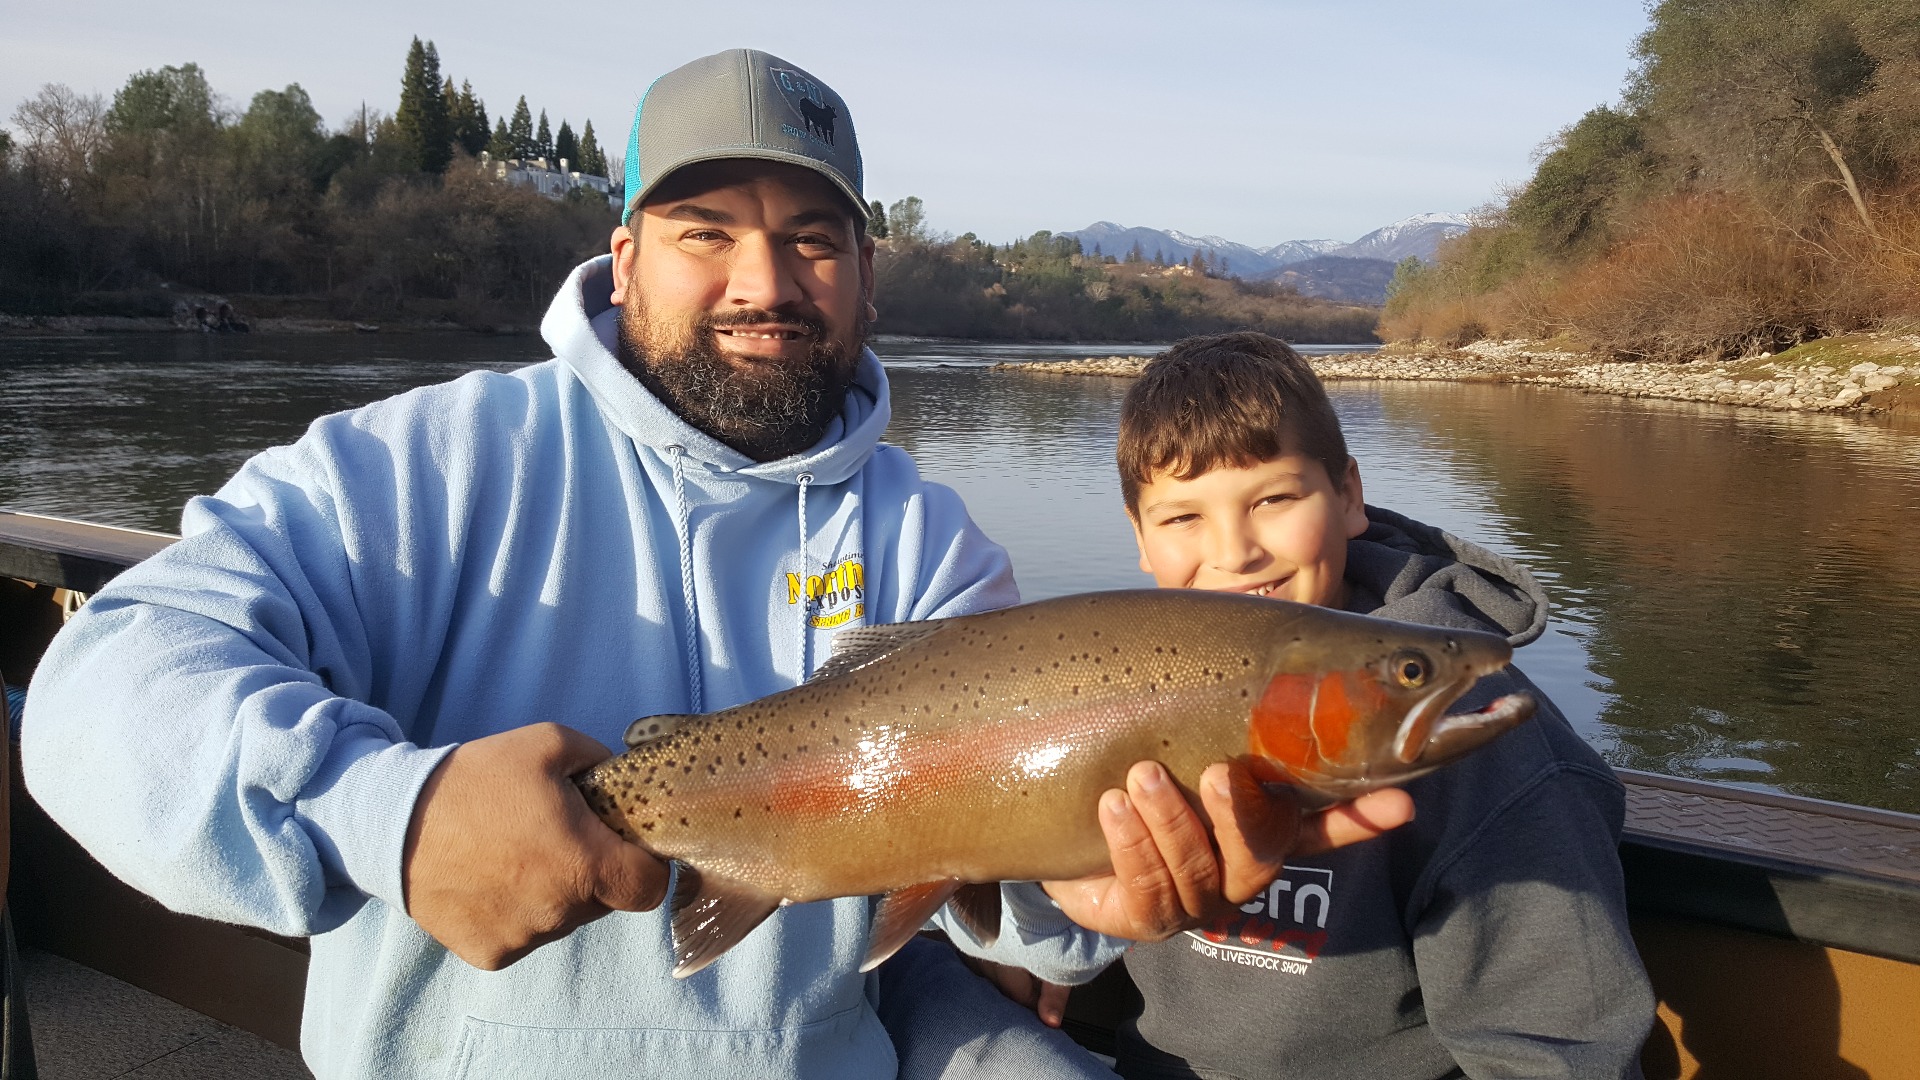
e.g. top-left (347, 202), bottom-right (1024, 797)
top-left (576, 589), bottom-right (1533, 977)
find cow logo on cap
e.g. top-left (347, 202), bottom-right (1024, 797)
top-left (769, 67), bottom-right (838, 148)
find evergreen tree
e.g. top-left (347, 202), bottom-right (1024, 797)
top-left (536, 110), bottom-right (552, 161)
top-left (445, 78), bottom-right (488, 157)
top-left (867, 199), bottom-right (889, 238)
top-left (486, 117), bottom-right (513, 159)
top-left (393, 37), bottom-right (452, 173)
top-left (577, 120), bottom-right (605, 177)
top-left (508, 96), bottom-right (534, 160)
top-left (554, 119), bottom-right (578, 168)
top-left (1126, 240), bottom-right (1144, 264)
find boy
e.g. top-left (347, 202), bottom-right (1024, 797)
top-left (1110, 332), bottom-right (1654, 1079)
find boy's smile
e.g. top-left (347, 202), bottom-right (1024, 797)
top-left (1130, 453), bottom-right (1369, 608)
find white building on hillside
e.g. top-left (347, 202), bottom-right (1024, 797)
top-left (479, 152), bottom-right (621, 213)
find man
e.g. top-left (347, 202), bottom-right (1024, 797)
top-left (23, 50), bottom-right (1407, 1078)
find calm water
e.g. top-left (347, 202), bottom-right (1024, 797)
top-left (4, 333), bottom-right (1920, 812)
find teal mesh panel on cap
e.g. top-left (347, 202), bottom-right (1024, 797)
top-left (620, 48), bottom-right (864, 225)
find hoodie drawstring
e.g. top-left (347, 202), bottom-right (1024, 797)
top-left (796, 472), bottom-right (814, 679)
top-left (664, 445), bottom-right (703, 713)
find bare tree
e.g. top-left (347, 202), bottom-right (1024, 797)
top-left (12, 83), bottom-right (107, 181)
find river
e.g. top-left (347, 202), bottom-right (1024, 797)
top-left (4, 333), bottom-right (1919, 812)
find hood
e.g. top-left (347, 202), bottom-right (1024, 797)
top-left (540, 255), bottom-right (890, 487)
top-left (1345, 506), bottom-right (1549, 647)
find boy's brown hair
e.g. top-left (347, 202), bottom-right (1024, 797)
top-left (1117, 331), bottom-right (1350, 514)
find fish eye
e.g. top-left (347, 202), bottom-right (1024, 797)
top-left (1390, 650), bottom-right (1431, 689)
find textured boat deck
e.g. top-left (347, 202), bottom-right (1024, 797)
top-left (1620, 769), bottom-right (1920, 885)
top-left (21, 948), bottom-right (308, 1079)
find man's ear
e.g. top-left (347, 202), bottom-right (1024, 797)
top-left (1340, 457), bottom-right (1368, 540)
top-left (859, 235), bottom-right (877, 322)
top-left (609, 224), bottom-right (637, 305)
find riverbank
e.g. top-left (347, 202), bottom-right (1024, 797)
top-left (995, 332), bottom-right (1920, 416)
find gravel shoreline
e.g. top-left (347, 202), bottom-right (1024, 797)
top-left (993, 337), bottom-right (1920, 416)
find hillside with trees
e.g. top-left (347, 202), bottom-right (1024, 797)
top-left (868, 200), bottom-right (1378, 342)
top-left (1, 40), bottom-right (615, 326)
top-left (1383, 0), bottom-right (1920, 360)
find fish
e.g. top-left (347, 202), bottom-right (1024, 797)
top-left (575, 588), bottom-right (1534, 977)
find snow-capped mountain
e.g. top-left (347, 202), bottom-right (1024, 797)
top-left (1069, 222), bottom-right (1277, 277)
top-left (1063, 213), bottom-right (1469, 279)
top-left (1263, 238), bottom-right (1345, 265)
top-left (1335, 212), bottom-right (1471, 263)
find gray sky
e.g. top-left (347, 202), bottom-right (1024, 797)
top-left (2, 0), bottom-right (1650, 247)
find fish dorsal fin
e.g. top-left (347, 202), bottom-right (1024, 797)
top-left (947, 883), bottom-right (1003, 948)
top-left (624, 713), bottom-right (696, 748)
top-left (808, 622), bottom-right (942, 684)
top-left (667, 864), bottom-right (783, 979)
top-left (860, 879), bottom-right (962, 972)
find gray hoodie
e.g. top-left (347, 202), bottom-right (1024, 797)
top-left (1116, 507), bottom-right (1655, 1080)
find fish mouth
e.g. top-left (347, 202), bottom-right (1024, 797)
top-left (1418, 692), bottom-right (1537, 762)
top-left (1391, 678), bottom-right (1468, 764)
top-left (1445, 693), bottom-right (1535, 728)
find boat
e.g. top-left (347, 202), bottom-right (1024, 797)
top-left (2, 508), bottom-right (1918, 1078)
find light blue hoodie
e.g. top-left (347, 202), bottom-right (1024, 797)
top-left (23, 256), bottom-right (1122, 1078)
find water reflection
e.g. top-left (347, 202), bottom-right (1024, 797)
top-left (0, 334), bottom-right (543, 531)
top-left (1363, 383), bottom-right (1920, 810)
top-left (3, 336), bottom-right (1917, 811)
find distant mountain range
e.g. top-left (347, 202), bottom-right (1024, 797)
top-left (1063, 213), bottom-right (1470, 304)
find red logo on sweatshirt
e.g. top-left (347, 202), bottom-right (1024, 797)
top-left (1183, 865), bottom-right (1332, 975)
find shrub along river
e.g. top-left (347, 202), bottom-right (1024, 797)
top-left (4, 333), bottom-right (1919, 812)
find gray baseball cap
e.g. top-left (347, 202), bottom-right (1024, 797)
top-left (621, 49), bottom-right (865, 226)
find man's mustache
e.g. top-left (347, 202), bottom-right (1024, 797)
top-left (705, 309), bottom-right (828, 336)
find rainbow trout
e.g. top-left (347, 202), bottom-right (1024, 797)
top-left (576, 589), bottom-right (1533, 977)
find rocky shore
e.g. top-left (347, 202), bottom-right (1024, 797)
top-left (993, 334), bottom-right (1920, 416)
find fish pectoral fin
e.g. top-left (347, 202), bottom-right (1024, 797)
top-left (860, 879), bottom-right (963, 972)
top-left (947, 882), bottom-right (1003, 948)
top-left (667, 864), bottom-right (783, 979)
top-left (808, 622), bottom-right (944, 683)
top-left (624, 713), bottom-right (697, 747)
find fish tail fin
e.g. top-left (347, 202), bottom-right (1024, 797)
top-left (860, 879), bottom-right (962, 972)
top-left (625, 713), bottom-right (698, 747)
top-left (948, 882), bottom-right (1003, 948)
top-left (668, 864), bottom-right (783, 979)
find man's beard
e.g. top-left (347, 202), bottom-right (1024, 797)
top-left (616, 298), bottom-right (865, 462)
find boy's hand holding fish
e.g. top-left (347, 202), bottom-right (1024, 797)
top-left (1045, 760), bottom-right (1413, 941)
